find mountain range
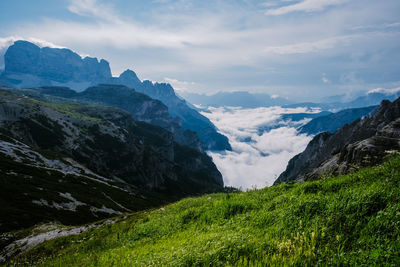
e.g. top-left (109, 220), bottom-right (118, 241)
top-left (180, 91), bottom-right (291, 108)
top-left (285, 91), bottom-right (400, 111)
top-left (0, 40), bottom-right (231, 151)
top-left (181, 87), bottom-right (400, 112)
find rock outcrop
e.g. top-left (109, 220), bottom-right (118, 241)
top-left (275, 98), bottom-right (400, 184)
top-left (4, 40), bottom-right (111, 83)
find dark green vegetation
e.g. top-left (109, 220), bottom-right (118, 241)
top-left (9, 157), bottom-right (400, 266)
top-left (0, 151), bottom-right (167, 233)
top-left (0, 89), bottom-right (223, 234)
top-left (8, 84), bottom-right (204, 150)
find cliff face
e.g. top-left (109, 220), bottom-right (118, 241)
top-left (0, 88), bottom-right (223, 192)
top-left (275, 98), bottom-right (400, 184)
top-left (4, 41), bottom-right (111, 83)
top-left (0, 88), bottom-right (224, 232)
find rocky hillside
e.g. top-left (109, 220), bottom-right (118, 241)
top-left (16, 84), bottom-right (203, 151)
top-left (298, 105), bottom-right (377, 135)
top-left (110, 70), bottom-right (231, 151)
top-left (0, 41), bottom-right (231, 151)
top-left (275, 97), bottom-right (400, 184)
top-left (0, 88), bottom-right (223, 233)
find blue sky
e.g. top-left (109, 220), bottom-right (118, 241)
top-left (1, 0), bottom-right (400, 101)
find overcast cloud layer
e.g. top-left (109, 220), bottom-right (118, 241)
top-left (201, 106), bottom-right (313, 189)
top-left (0, 0), bottom-right (400, 100)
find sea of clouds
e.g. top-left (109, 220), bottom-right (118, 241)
top-left (201, 106), bottom-right (317, 189)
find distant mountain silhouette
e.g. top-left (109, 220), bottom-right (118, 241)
top-left (0, 40), bottom-right (231, 151)
top-left (181, 91), bottom-right (291, 108)
top-left (285, 91), bottom-right (400, 111)
top-left (299, 106), bottom-right (378, 135)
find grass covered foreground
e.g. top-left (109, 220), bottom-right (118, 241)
top-left (10, 157), bottom-right (400, 266)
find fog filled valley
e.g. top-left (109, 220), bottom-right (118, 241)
top-left (202, 106), bottom-right (313, 188)
top-left (1, 0), bottom-right (400, 265)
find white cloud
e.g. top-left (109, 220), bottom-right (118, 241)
top-left (68, 0), bottom-right (121, 23)
top-left (367, 87), bottom-right (400, 95)
top-left (0, 36), bottom-right (63, 50)
top-left (0, 37), bottom-right (18, 50)
top-left (386, 22), bottom-right (400, 28)
top-left (7, 0), bottom-right (378, 67)
top-left (202, 106), bottom-right (313, 189)
top-left (270, 94), bottom-right (279, 99)
top-left (262, 35), bottom-right (356, 55)
top-left (322, 73), bottom-right (330, 83)
top-left (16, 19), bottom-right (192, 50)
top-left (266, 0), bottom-right (350, 15)
top-left (163, 77), bottom-right (196, 92)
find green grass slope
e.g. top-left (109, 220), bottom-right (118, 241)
top-left (10, 157), bottom-right (400, 266)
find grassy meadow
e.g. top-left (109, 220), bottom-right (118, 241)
top-left (9, 156), bottom-right (400, 266)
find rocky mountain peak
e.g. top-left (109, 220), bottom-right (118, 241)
top-left (119, 69), bottom-right (139, 79)
top-left (4, 41), bottom-right (112, 83)
top-left (4, 41), bottom-right (41, 74)
top-left (119, 69), bottom-right (141, 89)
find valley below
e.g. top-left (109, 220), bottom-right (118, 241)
top-left (200, 106), bottom-right (315, 188)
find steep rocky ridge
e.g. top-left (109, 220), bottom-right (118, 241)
top-left (0, 41), bottom-right (231, 151)
top-left (275, 98), bottom-right (400, 184)
top-left (0, 89), bottom-right (223, 232)
top-left (22, 84), bottom-right (203, 151)
top-left (111, 70), bottom-right (231, 151)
